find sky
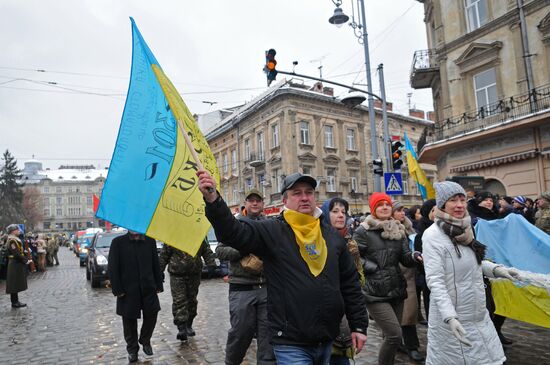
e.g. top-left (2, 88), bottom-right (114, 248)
top-left (0, 0), bottom-right (433, 170)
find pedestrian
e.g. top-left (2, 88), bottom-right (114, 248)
top-left (51, 234), bottom-right (60, 265)
top-left (36, 234), bottom-right (47, 272)
top-left (5, 224), bottom-right (31, 308)
top-left (216, 188), bottom-right (276, 365)
top-left (392, 200), bottom-right (424, 362)
top-left (107, 231), bottom-right (163, 363)
top-left (353, 193), bottom-right (422, 365)
top-left (45, 236), bottom-right (54, 267)
top-left (413, 199), bottom-right (436, 322)
top-left (535, 191), bottom-right (550, 234)
top-left (159, 237), bottom-right (216, 342)
top-left (422, 181), bottom-right (520, 365)
top-left (406, 205), bottom-right (422, 232)
top-left (498, 196), bottom-right (514, 218)
top-left (320, 197), bottom-right (365, 365)
top-left (197, 170), bottom-right (368, 365)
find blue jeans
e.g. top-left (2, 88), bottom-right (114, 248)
top-left (273, 342), bottom-right (333, 365)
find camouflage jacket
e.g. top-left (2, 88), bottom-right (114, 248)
top-left (159, 239), bottom-right (216, 276)
top-left (535, 207), bottom-right (550, 235)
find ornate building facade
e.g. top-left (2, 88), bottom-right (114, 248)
top-left (412, 0), bottom-right (550, 196)
top-left (204, 80), bottom-right (435, 215)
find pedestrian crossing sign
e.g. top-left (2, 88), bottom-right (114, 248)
top-left (384, 173), bottom-right (403, 195)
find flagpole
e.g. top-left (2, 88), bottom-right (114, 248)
top-left (176, 119), bottom-right (215, 193)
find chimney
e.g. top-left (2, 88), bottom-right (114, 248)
top-left (409, 108), bottom-right (425, 119)
top-left (373, 99), bottom-right (393, 111)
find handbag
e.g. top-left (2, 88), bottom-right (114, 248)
top-left (239, 254), bottom-right (263, 274)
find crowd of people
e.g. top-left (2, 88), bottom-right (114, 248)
top-left (3, 171), bottom-right (549, 364)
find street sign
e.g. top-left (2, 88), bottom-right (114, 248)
top-left (384, 172), bottom-right (403, 195)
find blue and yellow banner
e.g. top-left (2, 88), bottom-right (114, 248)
top-left (97, 18), bottom-right (220, 256)
top-left (404, 133), bottom-right (435, 200)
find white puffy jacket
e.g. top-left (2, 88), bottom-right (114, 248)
top-left (423, 223), bottom-right (506, 365)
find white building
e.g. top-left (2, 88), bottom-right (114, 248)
top-left (21, 160), bottom-right (108, 232)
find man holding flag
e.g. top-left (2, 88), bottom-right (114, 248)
top-left (197, 170), bottom-right (368, 364)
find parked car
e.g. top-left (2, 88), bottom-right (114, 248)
top-left (201, 227), bottom-right (228, 278)
top-left (86, 230), bottom-right (127, 288)
top-left (78, 233), bottom-right (95, 266)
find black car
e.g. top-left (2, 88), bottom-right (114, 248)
top-left (86, 230), bottom-right (126, 288)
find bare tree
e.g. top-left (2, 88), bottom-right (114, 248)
top-left (22, 186), bottom-right (43, 231)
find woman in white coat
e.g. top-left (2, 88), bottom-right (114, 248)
top-left (422, 181), bottom-right (518, 365)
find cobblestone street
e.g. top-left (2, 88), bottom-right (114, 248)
top-left (1, 248), bottom-right (549, 364)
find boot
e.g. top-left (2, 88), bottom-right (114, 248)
top-left (176, 325), bottom-right (188, 341)
top-left (186, 319), bottom-right (195, 337)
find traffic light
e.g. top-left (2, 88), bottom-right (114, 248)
top-left (264, 49), bottom-right (277, 86)
top-left (391, 141), bottom-right (404, 170)
top-left (373, 158), bottom-right (383, 176)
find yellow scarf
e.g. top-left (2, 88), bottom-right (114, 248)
top-left (284, 209), bottom-right (327, 277)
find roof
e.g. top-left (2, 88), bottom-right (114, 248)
top-left (204, 79), bottom-right (433, 141)
top-left (21, 167), bottom-right (108, 184)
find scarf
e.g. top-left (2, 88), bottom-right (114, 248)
top-left (283, 209), bottom-right (327, 277)
top-left (361, 215), bottom-right (407, 241)
top-left (434, 207), bottom-right (485, 264)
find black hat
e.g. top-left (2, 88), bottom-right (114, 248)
top-left (281, 173), bottom-right (317, 194)
top-left (475, 191), bottom-right (494, 204)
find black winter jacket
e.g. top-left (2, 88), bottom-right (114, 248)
top-left (205, 196), bottom-right (368, 346)
top-left (353, 223), bottom-right (416, 303)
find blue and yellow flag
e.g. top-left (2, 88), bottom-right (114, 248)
top-left (97, 18), bottom-right (220, 256)
top-left (404, 133), bottom-right (435, 200)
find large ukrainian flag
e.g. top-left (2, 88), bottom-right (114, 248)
top-left (404, 133), bottom-right (435, 200)
top-left (97, 18), bottom-right (220, 256)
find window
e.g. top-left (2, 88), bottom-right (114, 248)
top-left (402, 173), bottom-right (410, 195)
top-left (43, 186), bottom-right (49, 193)
top-left (232, 185), bottom-right (239, 204)
top-left (346, 129), bottom-right (356, 150)
top-left (43, 197), bottom-right (50, 205)
top-left (327, 169), bottom-right (336, 192)
top-left (274, 169), bottom-right (283, 193)
top-left (245, 177), bottom-right (252, 189)
top-left (56, 197), bottom-right (62, 205)
top-left (223, 154), bottom-right (228, 173)
top-left (244, 139), bottom-right (251, 161)
top-left (465, 0), bottom-right (487, 32)
top-left (87, 186), bottom-right (92, 192)
top-left (271, 123), bottom-right (279, 148)
top-left (258, 174), bottom-right (265, 189)
top-left (257, 132), bottom-right (265, 161)
top-left (474, 68), bottom-right (497, 113)
top-left (325, 125), bottom-right (334, 148)
top-left (223, 187), bottom-right (229, 202)
top-left (56, 186), bottom-right (62, 193)
top-left (350, 176), bottom-right (358, 192)
top-left (43, 222), bottom-right (50, 230)
top-left (300, 121), bottom-right (310, 144)
top-left (56, 208), bottom-right (62, 216)
top-left (87, 196), bottom-right (93, 205)
top-left (44, 208), bottom-right (50, 216)
top-left (302, 166), bottom-right (311, 175)
top-left (231, 149), bottom-right (237, 171)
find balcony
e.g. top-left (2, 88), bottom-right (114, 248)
top-left (246, 153), bottom-right (265, 168)
top-left (410, 49), bottom-right (440, 89)
top-left (419, 85), bottom-right (550, 160)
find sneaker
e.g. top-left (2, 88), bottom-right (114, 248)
top-left (11, 302), bottom-right (27, 308)
top-left (128, 353), bottom-right (138, 363)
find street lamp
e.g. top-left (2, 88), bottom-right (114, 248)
top-left (329, 0), bottom-right (381, 192)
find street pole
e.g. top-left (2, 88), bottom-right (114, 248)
top-left (358, 0), bottom-right (381, 192)
top-left (378, 64), bottom-right (392, 171)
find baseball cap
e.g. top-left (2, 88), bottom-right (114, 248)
top-left (245, 188), bottom-right (264, 200)
top-left (281, 173), bottom-right (317, 194)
